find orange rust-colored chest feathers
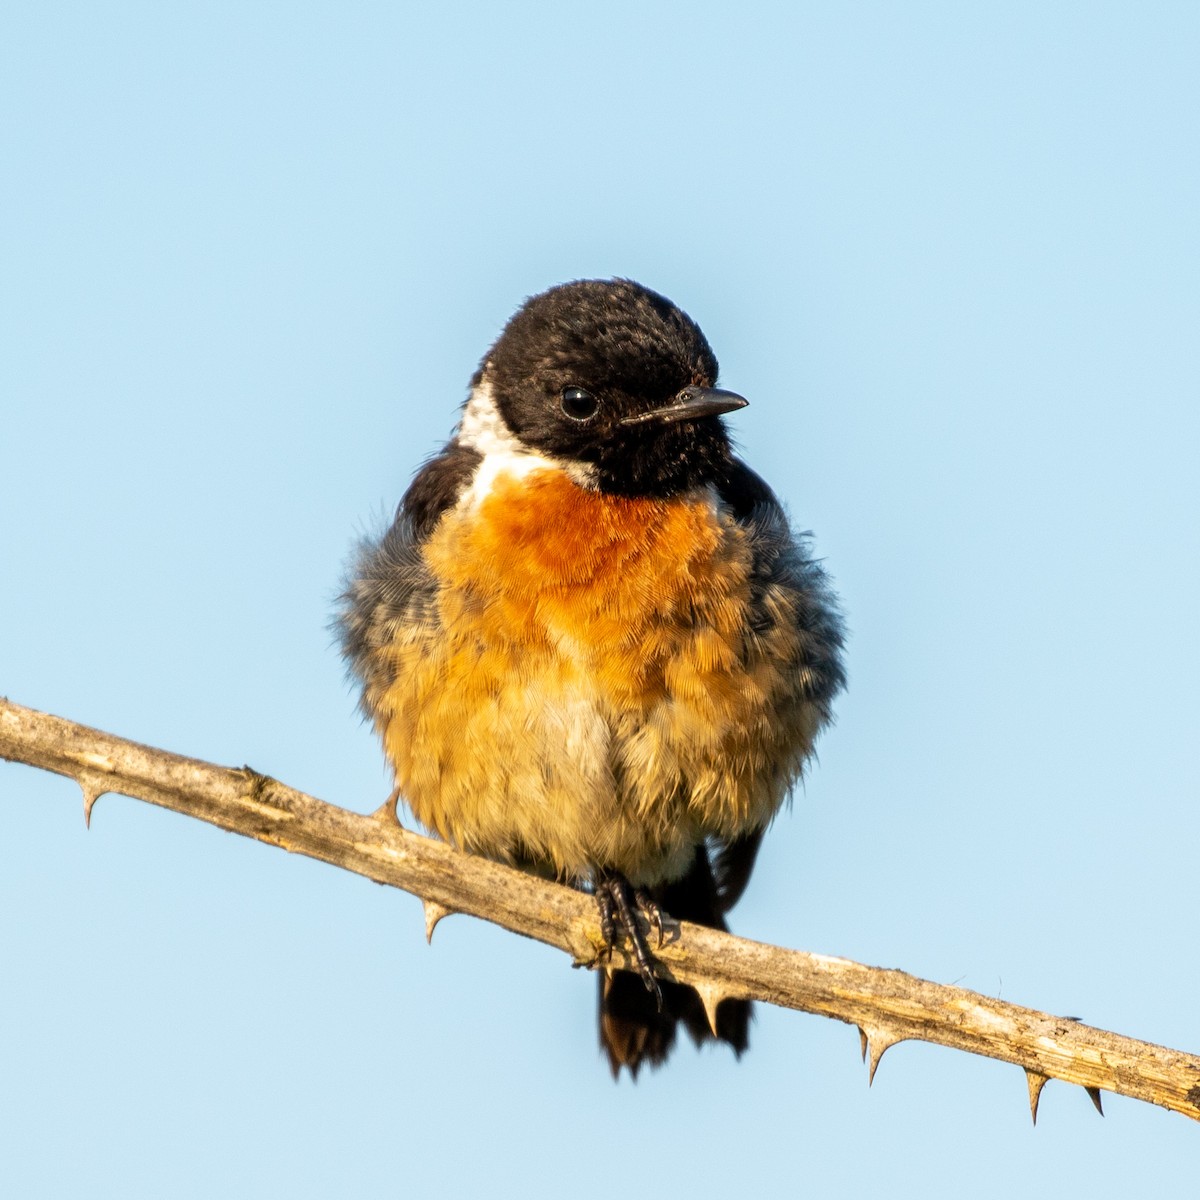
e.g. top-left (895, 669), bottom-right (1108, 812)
top-left (358, 466), bottom-right (826, 885)
top-left (429, 470), bottom-right (753, 710)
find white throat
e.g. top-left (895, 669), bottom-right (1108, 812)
top-left (456, 377), bottom-right (595, 503)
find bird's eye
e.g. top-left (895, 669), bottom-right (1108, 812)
top-left (560, 386), bottom-right (599, 421)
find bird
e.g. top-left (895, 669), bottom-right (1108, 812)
top-left (338, 278), bottom-right (845, 1077)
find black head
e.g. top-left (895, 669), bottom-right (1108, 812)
top-left (476, 279), bottom-right (746, 497)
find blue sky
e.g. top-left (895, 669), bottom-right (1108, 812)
top-left (2, 3), bottom-right (1198, 1195)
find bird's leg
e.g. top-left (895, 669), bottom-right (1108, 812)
top-left (594, 872), bottom-right (664, 1011)
top-left (595, 884), bottom-right (617, 960)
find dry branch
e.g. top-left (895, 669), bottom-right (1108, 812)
top-left (2, 696), bottom-right (1198, 1123)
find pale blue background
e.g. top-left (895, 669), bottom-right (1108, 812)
top-left (2, 3), bottom-right (1198, 1196)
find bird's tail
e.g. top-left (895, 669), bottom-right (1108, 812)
top-left (598, 840), bottom-right (757, 1078)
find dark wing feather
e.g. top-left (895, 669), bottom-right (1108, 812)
top-left (717, 454), bottom-right (846, 726)
top-left (715, 456), bottom-right (779, 521)
top-left (400, 441), bottom-right (482, 539)
top-left (708, 829), bottom-right (764, 914)
top-left (704, 456), bottom-right (847, 912)
top-left (337, 442), bottom-right (480, 709)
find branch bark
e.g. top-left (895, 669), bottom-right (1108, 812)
top-left (2, 696), bottom-right (1197, 1124)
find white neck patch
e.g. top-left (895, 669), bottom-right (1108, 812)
top-left (457, 376), bottom-right (528, 460)
top-left (456, 377), bottom-right (595, 504)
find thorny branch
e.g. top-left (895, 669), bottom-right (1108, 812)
top-left (2, 696), bottom-right (1198, 1124)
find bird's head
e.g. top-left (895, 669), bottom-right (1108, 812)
top-left (471, 278), bottom-right (747, 496)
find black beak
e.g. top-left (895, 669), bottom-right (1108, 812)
top-left (620, 385), bottom-right (749, 427)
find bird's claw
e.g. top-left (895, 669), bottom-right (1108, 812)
top-left (635, 887), bottom-right (664, 949)
top-left (594, 874), bottom-right (664, 1011)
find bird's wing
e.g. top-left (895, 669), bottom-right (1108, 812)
top-left (707, 457), bottom-right (847, 911)
top-left (336, 442), bottom-right (481, 711)
top-left (716, 455), bottom-right (846, 711)
top-left (708, 828), bottom-right (765, 914)
top-left (400, 440), bottom-right (483, 538)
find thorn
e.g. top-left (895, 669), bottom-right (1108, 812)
top-left (867, 1041), bottom-right (888, 1087)
top-left (1085, 1086), bottom-right (1104, 1116)
top-left (372, 786), bottom-right (403, 826)
top-left (422, 898), bottom-right (453, 944)
top-left (1026, 1069), bottom-right (1049, 1125)
top-left (693, 983), bottom-right (726, 1038)
top-left (862, 1025), bottom-right (902, 1086)
top-left (81, 780), bottom-right (102, 829)
top-left (858, 1026), bottom-right (868, 1062)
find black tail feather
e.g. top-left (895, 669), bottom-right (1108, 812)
top-left (598, 844), bottom-right (753, 1078)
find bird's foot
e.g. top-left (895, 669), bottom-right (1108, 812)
top-left (595, 873), bottom-right (664, 1011)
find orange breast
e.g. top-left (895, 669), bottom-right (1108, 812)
top-left (377, 465), bottom-right (811, 882)
top-left (427, 470), bottom-right (749, 704)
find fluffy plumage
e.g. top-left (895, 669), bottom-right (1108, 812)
top-left (338, 279), bottom-right (845, 1076)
